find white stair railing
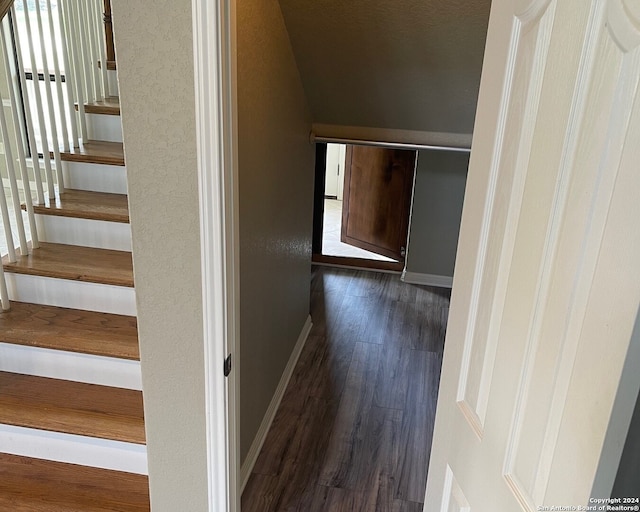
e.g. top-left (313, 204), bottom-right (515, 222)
top-left (0, 0), bottom-right (110, 310)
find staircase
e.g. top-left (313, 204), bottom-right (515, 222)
top-left (0, 2), bottom-right (150, 509)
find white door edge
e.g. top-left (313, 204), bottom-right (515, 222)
top-left (192, 0), bottom-right (240, 510)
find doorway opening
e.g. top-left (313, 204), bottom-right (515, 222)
top-left (312, 142), bottom-right (417, 272)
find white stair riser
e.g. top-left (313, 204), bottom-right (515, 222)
top-left (107, 70), bottom-right (118, 97)
top-left (87, 113), bottom-right (123, 143)
top-left (0, 424), bottom-right (147, 475)
top-left (6, 274), bottom-right (136, 316)
top-left (35, 215), bottom-right (132, 252)
top-left (63, 161), bottom-right (128, 195)
top-left (0, 344), bottom-right (141, 390)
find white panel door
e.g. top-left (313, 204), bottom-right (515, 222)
top-left (325, 143), bottom-right (342, 197)
top-left (425, 0), bottom-right (640, 510)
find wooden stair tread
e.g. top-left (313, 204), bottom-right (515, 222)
top-left (0, 372), bottom-right (145, 443)
top-left (78, 96), bottom-right (120, 116)
top-left (0, 301), bottom-right (138, 360)
top-left (26, 189), bottom-right (129, 223)
top-left (60, 141), bottom-right (124, 166)
top-left (2, 242), bottom-right (134, 287)
top-left (0, 454), bottom-right (149, 512)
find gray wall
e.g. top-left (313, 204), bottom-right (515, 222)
top-left (405, 150), bottom-right (468, 278)
top-left (278, 0), bottom-right (491, 134)
top-left (612, 390), bottom-right (640, 496)
top-left (238, 0), bottom-right (315, 463)
top-left (112, 0), bottom-right (208, 510)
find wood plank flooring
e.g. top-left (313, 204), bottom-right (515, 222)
top-left (29, 189), bottom-right (130, 223)
top-left (79, 97), bottom-right (121, 116)
top-left (0, 301), bottom-right (139, 360)
top-left (60, 141), bottom-right (125, 166)
top-left (2, 242), bottom-right (134, 287)
top-left (0, 372), bottom-right (145, 444)
top-left (0, 454), bottom-right (150, 512)
top-left (242, 266), bottom-right (449, 511)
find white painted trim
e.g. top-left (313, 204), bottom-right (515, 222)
top-left (311, 124), bottom-right (473, 152)
top-left (0, 343), bottom-right (142, 390)
top-left (240, 315), bottom-right (313, 491)
top-left (192, 0), bottom-right (239, 509)
top-left (401, 270), bottom-right (453, 288)
top-left (0, 423), bottom-right (147, 474)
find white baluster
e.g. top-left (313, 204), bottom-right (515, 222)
top-left (57, 0), bottom-right (80, 147)
top-left (87, 0), bottom-right (103, 100)
top-left (0, 90), bottom-right (28, 256)
top-left (0, 23), bottom-right (38, 250)
top-left (45, 0), bottom-right (69, 152)
top-left (34, 0), bottom-right (64, 194)
top-left (76, 0), bottom-right (96, 103)
top-left (64, 0), bottom-right (87, 141)
top-left (0, 263), bottom-right (9, 310)
top-left (0, 155), bottom-right (16, 262)
top-left (11, 5), bottom-right (45, 204)
top-left (20, 0), bottom-right (56, 199)
top-left (96, 0), bottom-right (109, 97)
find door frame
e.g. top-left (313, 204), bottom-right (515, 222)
top-left (311, 142), bottom-right (409, 272)
top-left (192, 0), bottom-right (239, 510)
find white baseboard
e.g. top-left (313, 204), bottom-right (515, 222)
top-left (0, 343), bottom-right (142, 390)
top-left (240, 315), bottom-right (313, 491)
top-left (0, 424), bottom-right (147, 474)
top-left (401, 270), bottom-right (453, 288)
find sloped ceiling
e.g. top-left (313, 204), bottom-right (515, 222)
top-left (277, 0), bottom-right (492, 135)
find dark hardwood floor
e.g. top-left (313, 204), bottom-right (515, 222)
top-left (242, 266), bottom-right (450, 512)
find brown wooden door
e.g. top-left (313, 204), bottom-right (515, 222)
top-left (341, 145), bottom-right (416, 261)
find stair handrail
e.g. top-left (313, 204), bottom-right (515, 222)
top-left (0, 0), bottom-right (14, 22)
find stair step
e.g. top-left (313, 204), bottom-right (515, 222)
top-left (77, 96), bottom-right (120, 116)
top-left (0, 453), bottom-right (149, 511)
top-left (60, 141), bottom-right (125, 166)
top-left (0, 301), bottom-right (138, 360)
top-left (2, 243), bottom-right (134, 287)
top-left (0, 372), bottom-right (145, 444)
top-left (26, 189), bottom-right (129, 223)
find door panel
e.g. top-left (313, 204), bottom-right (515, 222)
top-left (341, 145), bottom-right (416, 261)
top-left (324, 143), bottom-right (342, 198)
top-left (426, 0), bottom-right (640, 510)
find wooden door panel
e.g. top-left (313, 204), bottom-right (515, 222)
top-left (341, 145), bottom-right (416, 261)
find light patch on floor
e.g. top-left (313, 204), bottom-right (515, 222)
top-left (322, 198), bottom-right (395, 262)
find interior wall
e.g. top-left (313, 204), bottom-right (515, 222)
top-left (405, 149), bottom-right (469, 278)
top-left (111, 1), bottom-right (208, 510)
top-left (238, 0), bottom-right (315, 463)
top-left (612, 389), bottom-right (640, 496)
top-left (277, 0), bottom-right (491, 135)
top-left (594, 306), bottom-right (640, 498)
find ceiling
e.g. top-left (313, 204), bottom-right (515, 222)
top-left (277, 0), bottom-right (492, 135)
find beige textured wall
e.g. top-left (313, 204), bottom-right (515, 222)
top-left (405, 150), bottom-right (469, 278)
top-left (111, 1), bottom-right (209, 510)
top-left (278, 0), bottom-right (491, 134)
top-left (238, 0), bottom-right (315, 463)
